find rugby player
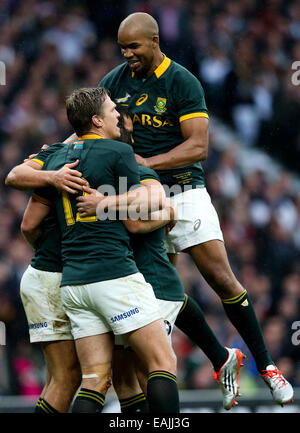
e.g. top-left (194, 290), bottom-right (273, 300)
top-left (20, 196), bottom-right (81, 413)
top-left (97, 12), bottom-right (293, 406)
top-left (31, 87), bottom-right (180, 413)
top-left (77, 108), bottom-right (246, 411)
top-left (7, 109), bottom-right (174, 414)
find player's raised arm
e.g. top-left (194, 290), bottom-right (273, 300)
top-left (5, 158), bottom-right (87, 193)
top-left (136, 116), bottom-right (209, 171)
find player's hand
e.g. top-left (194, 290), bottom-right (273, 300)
top-left (24, 153), bottom-right (38, 162)
top-left (166, 219), bottom-right (177, 235)
top-left (76, 186), bottom-right (104, 217)
top-left (50, 160), bottom-right (87, 194)
top-left (134, 153), bottom-right (148, 167)
top-left (165, 201), bottom-right (178, 235)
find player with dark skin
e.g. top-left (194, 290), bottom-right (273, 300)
top-left (96, 12), bottom-right (293, 406)
top-left (117, 13), bottom-right (238, 299)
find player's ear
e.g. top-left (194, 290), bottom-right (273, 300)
top-left (152, 35), bottom-right (159, 48)
top-left (92, 114), bottom-right (103, 128)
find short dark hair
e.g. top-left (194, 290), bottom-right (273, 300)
top-left (66, 87), bottom-right (109, 136)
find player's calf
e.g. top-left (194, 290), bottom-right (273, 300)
top-left (123, 319), bottom-right (179, 413)
top-left (72, 362), bottom-right (112, 413)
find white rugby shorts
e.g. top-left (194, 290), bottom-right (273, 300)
top-left (61, 272), bottom-right (162, 340)
top-left (20, 265), bottom-right (73, 343)
top-left (165, 187), bottom-right (224, 253)
top-left (115, 298), bottom-right (184, 347)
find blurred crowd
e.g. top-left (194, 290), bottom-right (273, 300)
top-left (0, 0), bottom-right (299, 398)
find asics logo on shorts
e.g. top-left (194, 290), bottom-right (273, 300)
top-left (29, 321), bottom-right (48, 329)
top-left (194, 219), bottom-right (201, 231)
top-left (110, 308), bottom-right (140, 323)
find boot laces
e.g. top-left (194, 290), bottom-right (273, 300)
top-left (262, 368), bottom-right (287, 389)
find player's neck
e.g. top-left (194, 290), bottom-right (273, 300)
top-left (81, 129), bottom-right (104, 139)
top-left (145, 51), bottom-right (164, 77)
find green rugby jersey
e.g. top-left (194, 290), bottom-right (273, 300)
top-left (36, 135), bottom-right (140, 286)
top-left (30, 208), bottom-right (62, 273)
top-left (29, 144), bottom-right (65, 273)
top-left (129, 166), bottom-right (185, 302)
top-left (100, 55), bottom-right (209, 190)
top-left (32, 142), bottom-right (65, 167)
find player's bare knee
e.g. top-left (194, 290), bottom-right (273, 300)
top-left (81, 362), bottom-right (112, 395)
top-left (52, 360), bottom-right (81, 388)
top-left (150, 347), bottom-right (177, 375)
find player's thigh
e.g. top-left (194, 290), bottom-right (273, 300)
top-left (122, 319), bottom-right (176, 374)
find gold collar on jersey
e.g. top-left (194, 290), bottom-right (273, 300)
top-left (131, 54), bottom-right (171, 79)
top-left (77, 134), bottom-right (104, 140)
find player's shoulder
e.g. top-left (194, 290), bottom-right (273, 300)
top-left (168, 60), bottom-right (201, 84)
top-left (42, 143), bottom-right (69, 168)
top-left (102, 139), bottom-right (133, 156)
top-left (99, 62), bottom-right (129, 86)
top-left (138, 166), bottom-right (160, 182)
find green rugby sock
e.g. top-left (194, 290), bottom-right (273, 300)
top-left (119, 392), bottom-right (149, 413)
top-left (175, 294), bottom-right (228, 371)
top-left (222, 290), bottom-right (273, 372)
top-left (34, 398), bottom-right (59, 413)
top-left (72, 388), bottom-right (105, 413)
top-left (147, 371), bottom-right (179, 413)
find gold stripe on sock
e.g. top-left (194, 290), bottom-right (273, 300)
top-left (148, 371), bottom-right (177, 383)
top-left (78, 389), bottom-right (105, 403)
top-left (78, 390), bottom-right (104, 406)
top-left (148, 370), bottom-right (177, 379)
top-left (179, 294), bottom-right (188, 314)
top-left (38, 400), bottom-right (52, 413)
top-left (40, 399), bottom-right (55, 413)
top-left (222, 289), bottom-right (247, 304)
top-left (120, 394), bottom-right (146, 408)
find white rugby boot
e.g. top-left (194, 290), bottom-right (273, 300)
top-left (260, 365), bottom-right (294, 406)
top-left (213, 347), bottom-right (246, 410)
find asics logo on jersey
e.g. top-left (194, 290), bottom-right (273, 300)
top-left (136, 93), bottom-right (148, 106)
top-left (110, 307), bottom-right (140, 323)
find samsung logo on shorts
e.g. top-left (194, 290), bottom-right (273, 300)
top-left (29, 322), bottom-right (48, 330)
top-left (110, 308), bottom-right (140, 323)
